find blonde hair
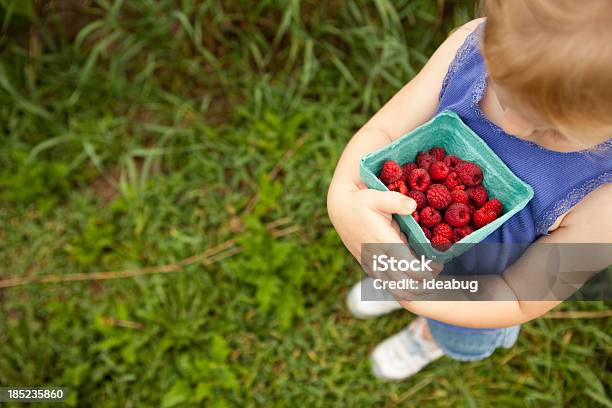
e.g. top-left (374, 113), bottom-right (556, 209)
top-left (482, 0), bottom-right (612, 138)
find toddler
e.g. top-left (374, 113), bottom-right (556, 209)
top-left (328, 0), bottom-right (612, 380)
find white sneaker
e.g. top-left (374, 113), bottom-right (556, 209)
top-left (346, 278), bottom-right (404, 319)
top-left (370, 317), bottom-right (444, 380)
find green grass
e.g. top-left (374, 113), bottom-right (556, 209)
top-left (0, 1), bottom-right (610, 406)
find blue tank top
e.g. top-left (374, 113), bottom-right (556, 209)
top-left (437, 23), bottom-right (612, 276)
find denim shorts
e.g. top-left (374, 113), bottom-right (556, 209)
top-left (427, 319), bottom-right (520, 361)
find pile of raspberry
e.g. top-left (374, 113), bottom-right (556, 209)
top-left (378, 147), bottom-right (503, 251)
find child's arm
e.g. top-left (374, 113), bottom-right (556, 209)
top-left (328, 19), bottom-right (484, 260)
top-left (400, 184), bottom-right (612, 328)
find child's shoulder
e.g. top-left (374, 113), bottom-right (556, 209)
top-left (454, 17), bottom-right (486, 35)
top-left (444, 18), bottom-right (485, 47)
top-left (434, 17), bottom-right (486, 72)
top-left (423, 18), bottom-right (486, 83)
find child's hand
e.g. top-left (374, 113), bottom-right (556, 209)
top-left (327, 182), bottom-right (417, 261)
top-left (329, 183), bottom-right (443, 300)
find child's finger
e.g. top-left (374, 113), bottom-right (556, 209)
top-left (357, 182), bottom-right (368, 189)
top-left (367, 190), bottom-right (416, 215)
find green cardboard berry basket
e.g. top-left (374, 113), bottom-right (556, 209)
top-left (360, 110), bottom-right (534, 263)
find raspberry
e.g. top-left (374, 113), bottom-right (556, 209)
top-left (381, 150), bottom-right (498, 238)
top-left (455, 161), bottom-right (483, 186)
top-left (421, 226), bottom-right (431, 240)
top-left (429, 147), bottom-right (446, 161)
top-left (401, 162), bottom-right (417, 182)
top-left (416, 152), bottom-right (436, 170)
top-left (431, 235), bottom-right (452, 251)
top-left (481, 198), bottom-right (503, 216)
top-left (473, 208), bottom-right (498, 228)
top-left (443, 171), bottom-right (461, 190)
top-left (387, 180), bottom-right (408, 195)
top-left (397, 180), bottom-right (409, 195)
top-left (444, 203), bottom-right (471, 227)
top-left (453, 225), bottom-right (474, 242)
top-left (429, 161), bottom-right (450, 180)
top-left (433, 223), bottom-right (453, 241)
top-left (407, 190), bottom-right (426, 210)
top-left (420, 206), bottom-right (442, 228)
top-left (408, 168), bottom-right (431, 192)
top-left (379, 160), bottom-right (402, 184)
top-left (444, 155), bottom-right (460, 168)
top-left (450, 189), bottom-right (469, 205)
top-left (426, 184), bottom-right (451, 209)
top-left (466, 185), bottom-right (488, 208)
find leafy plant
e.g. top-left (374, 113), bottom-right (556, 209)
top-left (0, 0), bottom-right (34, 22)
